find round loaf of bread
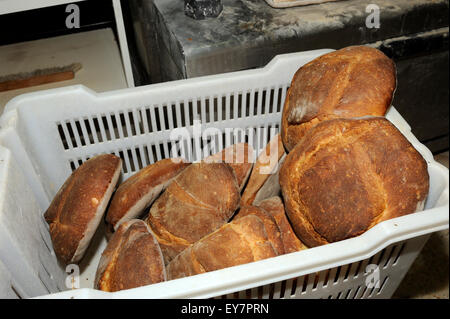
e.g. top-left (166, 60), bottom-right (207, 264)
top-left (106, 158), bottom-right (190, 231)
top-left (234, 205), bottom-right (284, 255)
top-left (166, 215), bottom-right (277, 280)
top-left (95, 219), bottom-right (166, 292)
top-left (281, 46), bottom-right (396, 151)
top-left (44, 154), bottom-right (122, 264)
top-left (279, 117), bottom-right (429, 247)
top-left (146, 162), bottom-right (240, 264)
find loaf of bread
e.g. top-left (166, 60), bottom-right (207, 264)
top-left (241, 134), bottom-right (285, 206)
top-left (166, 215), bottom-right (277, 280)
top-left (106, 158), bottom-right (190, 231)
top-left (145, 162), bottom-right (240, 264)
top-left (258, 197), bottom-right (307, 253)
top-left (281, 46), bottom-right (396, 151)
top-left (95, 219), bottom-right (166, 292)
top-left (204, 143), bottom-right (254, 191)
top-left (279, 117), bottom-right (429, 247)
top-left (44, 154), bottom-right (121, 264)
top-left (234, 205), bottom-right (284, 255)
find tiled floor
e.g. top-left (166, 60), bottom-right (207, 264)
top-left (393, 151), bottom-right (449, 299)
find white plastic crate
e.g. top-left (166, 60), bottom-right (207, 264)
top-left (0, 49), bottom-right (448, 299)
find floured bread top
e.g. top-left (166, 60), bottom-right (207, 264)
top-left (281, 46), bottom-right (396, 151)
top-left (280, 117), bottom-right (429, 247)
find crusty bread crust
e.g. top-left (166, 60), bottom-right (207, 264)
top-left (280, 117), bottom-right (429, 247)
top-left (95, 219), bottom-right (166, 292)
top-left (281, 46), bottom-right (396, 151)
top-left (146, 162), bottom-right (240, 264)
top-left (241, 134), bottom-right (285, 206)
top-left (44, 154), bottom-right (122, 264)
top-left (204, 143), bottom-right (254, 191)
top-left (258, 197), bottom-right (307, 253)
top-left (166, 215), bottom-right (277, 280)
top-left (234, 205), bottom-right (285, 255)
top-left (106, 158), bottom-right (190, 230)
